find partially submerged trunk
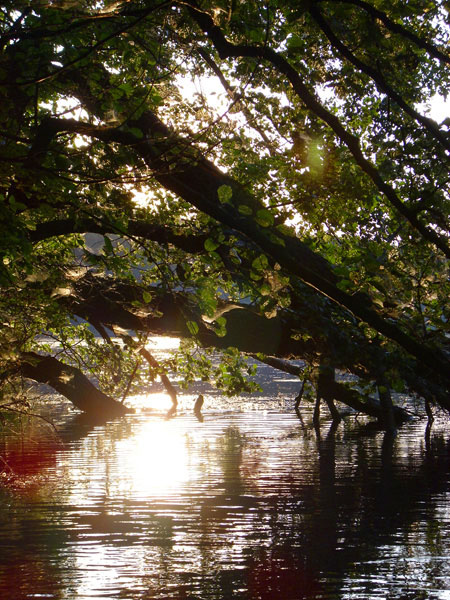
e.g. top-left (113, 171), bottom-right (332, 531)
top-left (19, 352), bottom-right (131, 417)
top-left (8, 272), bottom-right (443, 426)
top-left (58, 274), bottom-right (439, 426)
top-left (255, 355), bottom-right (410, 425)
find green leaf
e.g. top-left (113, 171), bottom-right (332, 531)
top-left (103, 236), bottom-right (114, 255)
top-left (260, 282), bottom-right (272, 295)
top-left (186, 320), bottom-right (199, 336)
top-left (252, 254), bottom-right (269, 272)
top-left (238, 204), bottom-right (253, 216)
top-left (255, 209), bottom-right (274, 227)
top-left (119, 82), bottom-right (133, 97)
top-left (217, 185), bottom-right (233, 204)
top-left (337, 279), bottom-right (352, 291)
top-left (204, 238), bottom-right (220, 252)
top-left (151, 92), bottom-right (163, 106)
top-left (215, 316), bottom-right (227, 337)
top-left (286, 34), bottom-right (304, 49)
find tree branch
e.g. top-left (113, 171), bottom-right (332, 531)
top-left (315, 0), bottom-right (450, 66)
top-left (30, 216), bottom-right (208, 253)
top-left (139, 347), bottom-right (178, 407)
top-left (247, 353), bottom-right (410, 424)
top-left (37, 112), bottom-right (450, 385)
top-left (197, 47), bottom-right (278, 155)
top-left (186, 2), bottom-right (450, 260)
top-left (309, 5), bottom-right (450, 152)
top-left (62, 274), bottom-right (450, 409)
top-left (5, 3), bottom-right (170, 86)
top-left (18, 351), bottom-right (131, 416)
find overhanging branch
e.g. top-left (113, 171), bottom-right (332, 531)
top-left (30, 216), bottom-right (208, 253)
top-left (186, 2), bottom-right (450, 259)
top-left (316, 0), bottom-right (450, 66)
top-left (32, 112), bottom-right (450, 385)
top-left (18, 351), bottom-right (131, 416)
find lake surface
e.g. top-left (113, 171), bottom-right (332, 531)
top-left (1, 358), bottom-right (449, 600)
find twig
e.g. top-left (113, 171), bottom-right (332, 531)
top-left (0, 406), bottom-right (59, 435)
top-left (120, 357), bottom-right (141, 404)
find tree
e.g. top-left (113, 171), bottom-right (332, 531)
top-left (0, 0), bottom-right (449, 427)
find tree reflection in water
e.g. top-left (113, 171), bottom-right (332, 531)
top-left (0, 408), bottom-right (449, 600)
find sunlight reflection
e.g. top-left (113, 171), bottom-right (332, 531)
top-left (61, 407), bottom-right (199, 599)
top-left (131, 392), bottom-right (174, 411)
top-left (117, 417), bottom-right (191, 498)
top-left (146, 335), bottom-right (180, 352)
top-left (3, 405), bottom-right (450, 600)
top-left (63, 394), bottom-right (199, 506)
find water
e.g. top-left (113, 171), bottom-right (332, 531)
top-left (0, 364), bottom-right (449, 599)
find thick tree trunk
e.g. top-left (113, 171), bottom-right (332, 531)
top-left (317, 365), bottom-right (342, 423)
top-left (19, 352), bottom-right (131, 417)
top-left (327, 380), bottom-right (410, 425)
top-left (376, 380), bottom-right (397, 434)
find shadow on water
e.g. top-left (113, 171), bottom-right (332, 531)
top-left (0, 405), bottom-right (449, 600)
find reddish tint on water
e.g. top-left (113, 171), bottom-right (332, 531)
top-left (0, 380), bottom-right (449, 600)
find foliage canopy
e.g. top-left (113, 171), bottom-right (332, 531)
top-left (0, 0), bottom-right (449, 425)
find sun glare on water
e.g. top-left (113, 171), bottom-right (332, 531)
top-left (116, 335), bottom-right (194, 498)
top-left (117, 418), bottom-right (192, 498)
top-left (65, 410), bottom-right (195, 506)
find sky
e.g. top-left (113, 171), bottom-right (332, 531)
top-left (428, 94), bottom-right (450, 122)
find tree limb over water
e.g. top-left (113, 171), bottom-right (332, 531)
top-left (0, 0), bottom-right (449, 426)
